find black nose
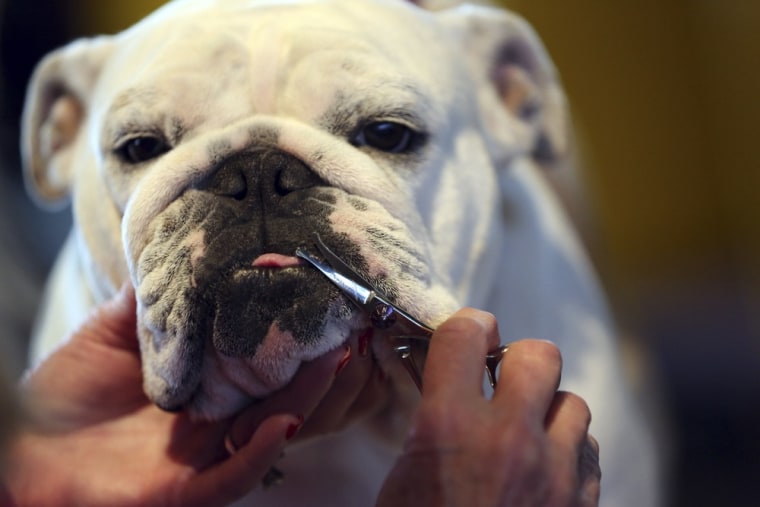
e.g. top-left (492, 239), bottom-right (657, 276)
top-left (201, 149), bottom-right (322, 201)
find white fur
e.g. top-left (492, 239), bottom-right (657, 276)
top-left (23, 0), bottom-right (660, 505)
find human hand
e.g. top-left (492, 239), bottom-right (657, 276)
top-left (375, 308), bottom-right (601, 507)
top-left (5, 284), bottom-right (355, 507)
top-left (226, 328), bottom-right (390, 448)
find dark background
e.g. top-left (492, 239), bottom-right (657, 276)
top-left (1, 1), bottom-right (758, 505)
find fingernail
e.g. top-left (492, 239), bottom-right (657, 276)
top-left (109, 282), bottom-right (129, 305)
top-left (335, 345), bottom-right (352, 376)
top-left (358, 328), bottom-right (372, 357)
top-left (285, 415), bottom-right (305, 440)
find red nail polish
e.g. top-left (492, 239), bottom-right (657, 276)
top-left (335, 345), bottom-right (352, 376)
top-left (285, 415), bottom-right (304, 440)
top-left (358, 328), bottom-right (372, 357)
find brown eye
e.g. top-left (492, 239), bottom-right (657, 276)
top-left (116, 136), bottom-right (170, 164)
top-left (355, 121), bottom-right (416, 153)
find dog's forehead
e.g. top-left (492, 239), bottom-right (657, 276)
top-left (97, 0), bottom-right (457, 126)
top-left (108, 0), bottom-right (448, 86)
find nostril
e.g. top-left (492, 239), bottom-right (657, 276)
top-left (200, 150), bottom-right (322, 199)
top-left (226, 171), bottom-right (248, 200)
top-left (275, 168), bottom-right (294, 195)
top-left (274, 159), bottom-right (322, 195)
top-left (206, 168), bottom-right (248, 200)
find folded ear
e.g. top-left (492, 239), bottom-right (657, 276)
top-left (439, 5), bottom-right (569, 166)
top-left (21, 36), bottom-right (114, 208)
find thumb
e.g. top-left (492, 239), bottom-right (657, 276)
top-left (180, 414), bottom-right (301, 507)
top-left (75, 283), bottom-right (138, 351)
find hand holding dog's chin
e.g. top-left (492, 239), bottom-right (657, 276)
top-left (375, 309), bottom-right (601, 507)
top-left (227, 329), bottom-right (391, 448)
top-left (3, 285), bottom-right (306, 507)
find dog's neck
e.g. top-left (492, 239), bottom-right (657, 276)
top-left (484, 160), bottom-right (612, 344)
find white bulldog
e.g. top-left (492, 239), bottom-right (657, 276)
top-left (22, 0), bottom-right (660, 505)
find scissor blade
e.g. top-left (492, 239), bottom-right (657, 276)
top-left (310, 234), bottom-right (370, 288)
top-left (298, 234), bottom-right (436, 336)
top-left (295, 246), bottom-right (373, 307)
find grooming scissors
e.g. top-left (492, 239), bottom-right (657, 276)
top-left (295, 234), bottom-right (508, 392)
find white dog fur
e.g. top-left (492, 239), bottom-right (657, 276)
top-left (22, 0), bottom-right (660, 505)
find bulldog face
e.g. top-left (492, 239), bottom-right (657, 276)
top-left (122, 117), bottom-right (454, 418)
top-left (23, 0), bottom-right (566, 420)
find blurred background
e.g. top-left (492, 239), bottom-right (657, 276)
top-left (0, 0), bottom-right (758, 505)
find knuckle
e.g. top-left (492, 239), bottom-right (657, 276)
top-left (434, 309), bottom-right (500, 352)
top-left (440, 308), bottom-right (498, 337)
top-left (561, 391), bottom-right (593, 427)
top-left (436, 315), bottom-right (487, 341)
top-left (568, 393), bottom-right (591, 428)
top-left (465, 308), bottom-right (499, 336)
top-left (509, 339), bottom-right (563, 368)
top-left (531, 339), bottom-right (563, 364)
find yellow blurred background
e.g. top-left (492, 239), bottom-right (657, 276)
top-left (1, 1), bottom-right (758, 506)
top-left (505, 0), bottom-right (760, 316)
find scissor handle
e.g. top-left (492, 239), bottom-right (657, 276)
top-left (485, 345), bottom-right (509, 388)
top-left (392, 343), bottom-right (424, 392)
top-left (392, 338), bottom-right (509, 392)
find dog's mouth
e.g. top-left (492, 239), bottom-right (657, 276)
top-left (205, 246), bottom-right (347, 358)
top-left (251, 253), bottom-right (304, 269)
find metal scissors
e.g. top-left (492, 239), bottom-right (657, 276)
top-left (295, 234), bottom-right (508, 392)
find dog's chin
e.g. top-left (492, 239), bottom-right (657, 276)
top-left (210, 263), bottom-right (322, 357)
top-left (182, 322), bottom-right (372, 422)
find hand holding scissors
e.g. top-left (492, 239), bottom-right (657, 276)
top-left (296, 234), bottom-right (509, 391)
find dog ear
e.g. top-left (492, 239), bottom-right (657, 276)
top-left (439, 5), bottom-right (568, 166)
top-left (21, 36), bottom-right (114, 208)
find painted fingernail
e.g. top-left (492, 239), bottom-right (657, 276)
top-left (358, 328), bottom-right (372, 357)
top-left (285, 415), bottom-right (305, 440)
top-left (335, 345), bottom-right (352, 376)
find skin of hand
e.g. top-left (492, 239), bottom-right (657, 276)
top-left (4, 284), bottom-right (378, 507)
top-left (375, 308), bottom-right (602, 507)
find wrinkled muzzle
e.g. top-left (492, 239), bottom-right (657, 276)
top-left (125, 143), bottom-right (371, 418)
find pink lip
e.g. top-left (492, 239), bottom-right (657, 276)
top-left (251, 254), bottom-right (304, 268)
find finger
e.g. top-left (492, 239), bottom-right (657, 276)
top-left (76, 283), bottom-right (139, 351)
top-left (180, 413), bottom-right (300, 507)
top-left (492, 339), bottom-right (562, 421)
top-left (227, 344), bottom-right (350, 448)
top-left (337, 363), bottom-right (388, 423)
top-left (545, 391), bottom-right (591, 444)
top-left (423, 308), bottom-right (500, 400)
top-left (577, 435), bottom-right (602, 507)
top-left (544, 391), bottom-right (594, 504)
top-left (294, 334), bottom-right (379, 440)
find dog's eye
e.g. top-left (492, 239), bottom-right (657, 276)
top-left (115, 136), bottom-right (170, 164)
top-left (355, 121), bottom-right (416, 153)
